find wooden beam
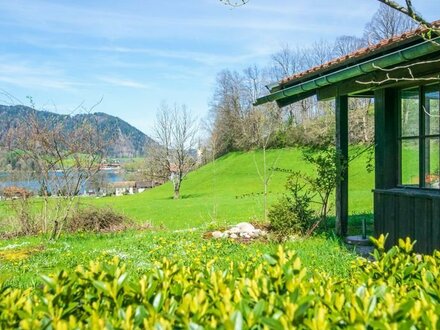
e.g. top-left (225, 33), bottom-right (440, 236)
top-left (276, 90), bottom-right (316, 108)
top-left (374, 88), bottom-right (399, 189)
top-left (335, 94), bottom-right (349, 237)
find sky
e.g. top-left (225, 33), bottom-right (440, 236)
top-left (0, 0), bottom-right (438, 136)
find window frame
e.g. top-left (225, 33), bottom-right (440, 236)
top-left (398, 83), bottom-right (440, 189)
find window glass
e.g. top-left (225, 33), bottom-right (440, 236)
top-left (401, 139), bottom-right (419, 186)
top-left (425, 86), bottom-right (440, 136)
top-left (401, 88), bottom-right (419, 137)
top-left (425, 137), bottom-right (440, 188)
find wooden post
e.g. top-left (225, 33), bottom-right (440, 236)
top-left (335, 94), bottom-right (348, 237)
top-left (374, 88), bottom-right (398, 190)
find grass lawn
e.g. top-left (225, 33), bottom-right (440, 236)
top-left (0, 147), bottom-right (373, 288)
top-left (0, 147), bottom-right (375, 230)
top-left (88, 147), bottom-right (374, 229)
top-left (0, 229), bottom-right (356, 288)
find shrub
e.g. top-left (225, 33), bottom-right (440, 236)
top-left (270, 146), bottom-right (342, 237)
top-left (2, 187), bottom-right (37, 236)
top-left (268, 175), bottom-right (315, 236)
top-left (67, 207), bottom-right (130, 233)
top-left (1, 236), bottom-right (440, 328)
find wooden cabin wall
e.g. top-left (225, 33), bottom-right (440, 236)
top-left (374, 87), bottom-right (440, 253)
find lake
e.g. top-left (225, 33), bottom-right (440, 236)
top-left (0, 170), bottom-right (126, 195)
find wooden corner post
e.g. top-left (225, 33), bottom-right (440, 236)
top-left (335, 94), bottom-right (349, 237)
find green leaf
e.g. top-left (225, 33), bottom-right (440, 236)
top-left (117, 273), bottom-right (128, 287)
top-left (232, 311), bottom-right (243, 330)
top-left (92, 280), bottom-right (111, 295)
top-left (367, 296), bottom-right (377, 315)
top-left (262, 317), bottom-right (284, 330)
top-left (153, 292), bottom-right (163, 311)
top-left (40, 275), bottom-right (56, 289)
top-left (263, 254), bottom-right (277, 266)
top-left (253, 300), bottom-right (266, 318)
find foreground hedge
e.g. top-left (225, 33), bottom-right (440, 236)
top-left (1, 235), bottom-right (440, 329)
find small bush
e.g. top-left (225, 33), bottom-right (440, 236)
top-left (2, 188), bottom-right (38, 236)
top-left (268, 175), bottom-right (315, 236)
top-left (67, 207), bottom-right (130, 232)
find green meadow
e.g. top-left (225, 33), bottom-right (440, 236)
top-left (0, 147), bottom-right (374, 287)
top-left (90, 147), bottom-right (375, 229)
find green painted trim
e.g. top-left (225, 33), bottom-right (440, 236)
top-left (255, 37), bottom-right (440, 106)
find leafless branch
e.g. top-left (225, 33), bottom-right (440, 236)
top-left (219, 0), bottom-right (249, 7)
top-left (376, 0), bottom-right (431, 27)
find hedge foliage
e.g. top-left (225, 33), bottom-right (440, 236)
top-left (1, 235), bottom-right (440, 329)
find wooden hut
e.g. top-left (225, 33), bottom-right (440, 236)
top-left (256, 23), bottom-right (440, 253)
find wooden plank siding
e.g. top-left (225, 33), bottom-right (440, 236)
top-left (375, 189), bottom-right (440, 252)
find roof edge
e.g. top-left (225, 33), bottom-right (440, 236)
top-left (255, 36), bottom-right (440, 106)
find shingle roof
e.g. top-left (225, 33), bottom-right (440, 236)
top-left (278, 21), bottom-right (440, 89)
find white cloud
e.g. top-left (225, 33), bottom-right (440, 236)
top-left (0, 58), bottom-right (79, 90)
top-left (97, 76), bottom-right (150, 90)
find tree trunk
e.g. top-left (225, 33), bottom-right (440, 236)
top-left (173, 188), bottom-right (180, 199)
top-left (173, 178), bottom-right (181, 199)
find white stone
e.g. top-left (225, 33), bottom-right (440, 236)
top-left (226, 227), bottom-right (241, 234)
top-left (249, 230), bottom-right (260, 238)
top-left (230, 233), bottom-right (238, 239)
top-left (212, 231), bottom-right (223, 239)
top-left (235, 222), bottom-right (255, 233)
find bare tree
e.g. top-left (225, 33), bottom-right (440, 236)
top-left (8, 99), bottom-right (107, 239)
top-left (209, 70), bottom-right (246, 154)
top-left (349, 98), bottom-right (374, 144)
top-left (306, 40), bottom-right (335, 67)
top-left (376, 0), bottom-right (432, 28)
top-left (249, 103), bottom-right (282, 220)
top-left (333, 35), bottom-right (367, 57)
top-left (364, 3), bottom-right (416, 44)
top-left (148, 102), bottom-right (197, 199)
top-left (270, 44), bottom-right (304, 80)
top-left (270, 44), bottom-right (306, 124)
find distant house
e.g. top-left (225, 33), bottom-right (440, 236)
top-left (135, 181), bottom-right (160, 193)
top-left (0, 186), bottom-right (33, 200)
top-left (110, 181), bottom-right (136, 196)
top-left (99, 162), bottom-right (121, 171)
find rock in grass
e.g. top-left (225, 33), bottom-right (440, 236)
top-left (209, 222), bottom-right (266, 240)
top-left (235, 222), bottom-right (255, 233)
top-left (212, 231), bottom-right (223, 239)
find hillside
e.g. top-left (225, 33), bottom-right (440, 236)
top-left (0, 105), bottom-right (155, 157)
top-left (90, 147), bottom-right (375, 229)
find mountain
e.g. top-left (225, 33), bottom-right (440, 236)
top-left (0, 105), bottom-right (155, 158)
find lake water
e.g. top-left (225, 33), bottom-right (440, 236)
top-left (0, 170), bottom-right (125, 195)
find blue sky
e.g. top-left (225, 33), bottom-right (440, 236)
top-left (0, 0), bottom-right (438, 136)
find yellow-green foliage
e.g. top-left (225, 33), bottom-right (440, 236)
top-left (0, 246), bottom-right (43, 262)
top-left (1, 236), bottom-right (440, 329)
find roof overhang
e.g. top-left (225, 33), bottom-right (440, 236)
top-left (255, 36), bottom-right (440, 107)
